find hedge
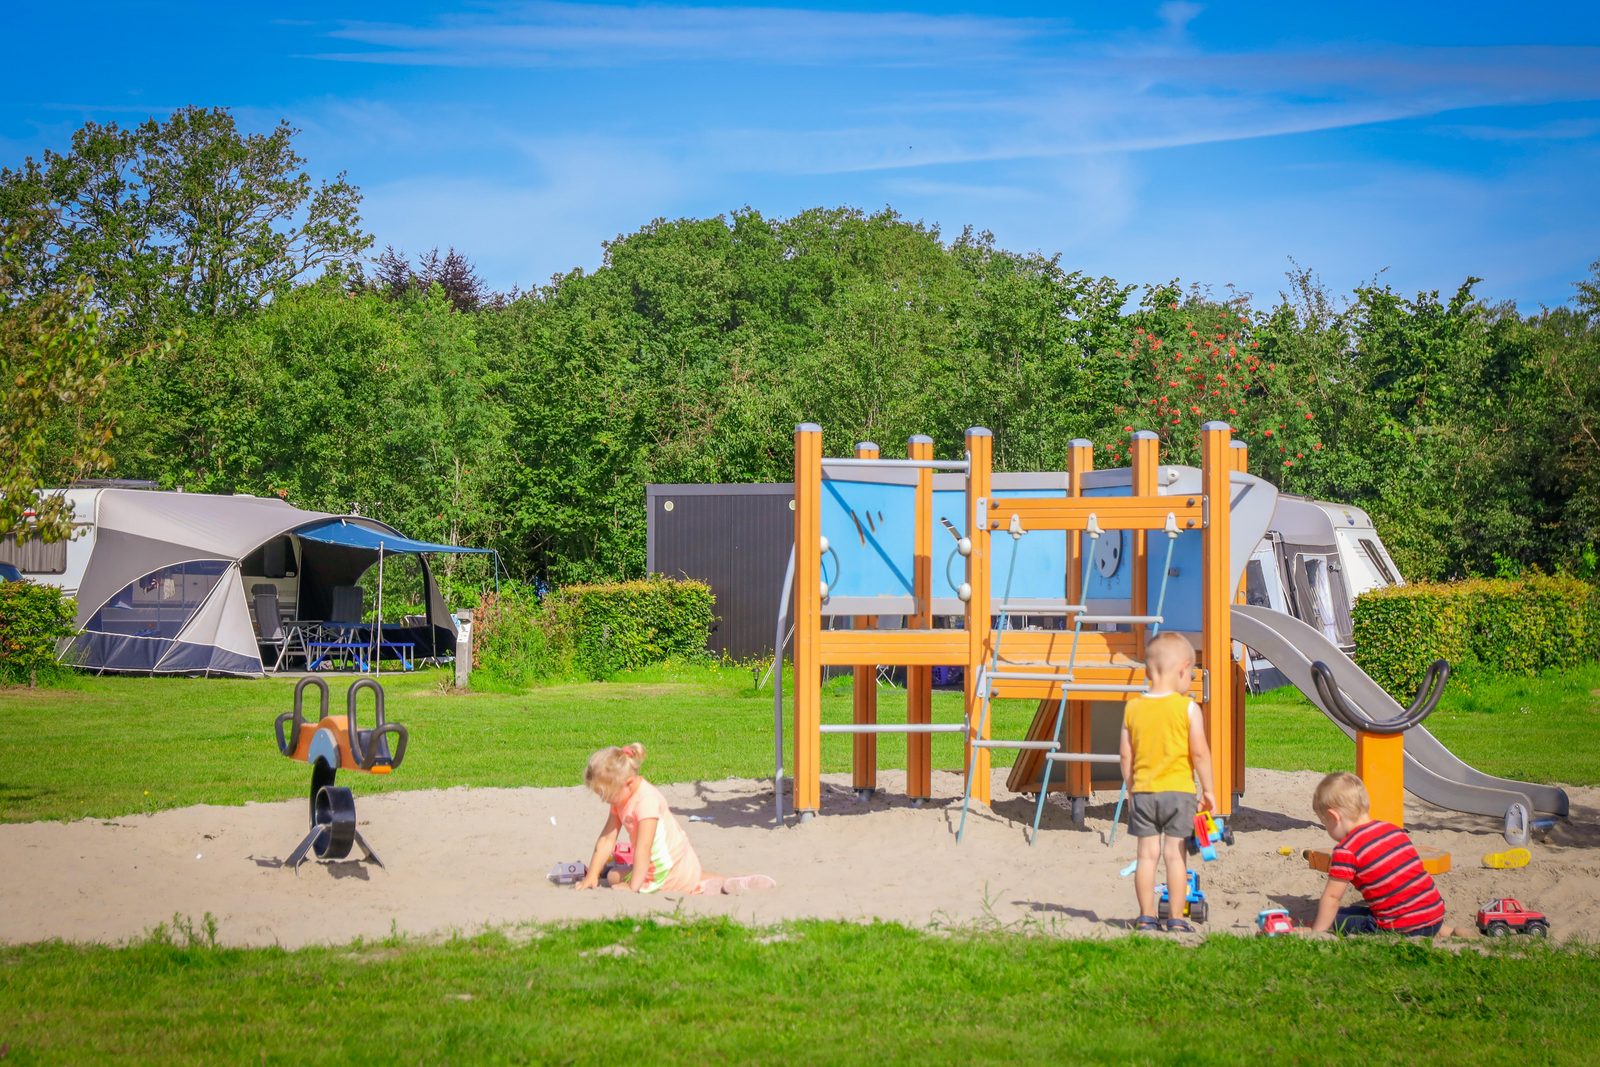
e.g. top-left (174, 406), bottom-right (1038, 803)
top-left (546, 577), bottom-right (714, 679)
top-left (471, 576), bottom-right (714, 687)
top-left (1352, 574), bottom-right (1600, 697)
top-left (0, 581), bottom-right (76, 687)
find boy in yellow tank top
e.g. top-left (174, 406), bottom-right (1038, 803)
top-left (1119, 631), bottom-right (1217, 932)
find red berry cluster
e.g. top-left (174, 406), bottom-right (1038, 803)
top-left (1100, 301), bottom-right (1322, 476)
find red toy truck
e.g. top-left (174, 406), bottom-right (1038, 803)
top-left (1476, 898), bottom-right (1549, 938)
top-left (1256, 908), bottom-right (1297, 936)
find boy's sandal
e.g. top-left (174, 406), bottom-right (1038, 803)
top-left (1163, 917), bottom-right (1197, 933)
top-left (1133, 915), bottom-right (1162, 932)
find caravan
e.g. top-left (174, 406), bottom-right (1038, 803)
top-left (1243, 496), bottom-right (1405, 691)
top-left (0, 483), bottom-right (118, 600)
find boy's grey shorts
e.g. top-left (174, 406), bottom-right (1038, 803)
top-left (1128, 791), bottom-right (1195, 838)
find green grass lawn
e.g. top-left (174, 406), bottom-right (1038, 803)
top-left (2, 667), bottom-right (1597, 1063)
top-left (2, 662), bottom-right (1595, 823)
top-left (2, 919), bottom-right (1598, 1065)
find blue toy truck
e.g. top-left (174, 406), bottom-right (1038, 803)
top-left (1156, 870), bottom-right (1209, 924)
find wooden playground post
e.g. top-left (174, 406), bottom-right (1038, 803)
top-left (906, 434), bottom-right (935, 799)
top-left (851, 441), bottom-right (880, 793)
top-left (964, 428), bottom-right (994, 806)
top-left (1064, 438), bottom-right (1095, 799)
top-left (1201, 422), bottom-right (1235, 814)
top-left (793, 424), bottom-right (823, 814)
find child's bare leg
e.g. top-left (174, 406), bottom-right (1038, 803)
top-left (1134, 834), bottom-right (1162, 917)
top-left (605, 868), bottom-right (624, 887)
top-left (1161, 835), bottom-right (1189, 923)
top-left (720, 874), bottom-right (776, 894)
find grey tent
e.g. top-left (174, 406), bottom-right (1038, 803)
top-left (62, 489), bottom-right (491, 676)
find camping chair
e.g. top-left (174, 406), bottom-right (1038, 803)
top-left (305, 585), bottom-right (370, 672)
top-left (252, 586), bottom-right (306, 670)
top-left (330, 585), bottom-right (364, 629)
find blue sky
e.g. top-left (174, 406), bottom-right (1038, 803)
top-left (5, 2), bottom-right (1600, 309)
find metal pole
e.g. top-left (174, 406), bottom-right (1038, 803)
top-left (773, 548), bottom-right (795, 824)
top-left (375, 543), bottom-right (383, 678)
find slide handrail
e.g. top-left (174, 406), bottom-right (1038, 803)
top-left (1310, 658), bottom-right (1448, 735)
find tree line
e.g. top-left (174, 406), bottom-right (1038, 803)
top-left (4, 107), bottom-right (1597, 590)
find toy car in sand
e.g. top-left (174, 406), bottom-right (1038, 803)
top-left (1256, 908), bottom-right (1296, 936)
top-left (1476, 898), bottom-right (1549, 938)
top-left (1156, 870), bottom-right (1208, 924)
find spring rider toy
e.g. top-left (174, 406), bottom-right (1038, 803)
top-left (274, 677), bottom-right (408, 871)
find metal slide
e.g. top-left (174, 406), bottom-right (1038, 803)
top-left (1231, 603), bottom-right (1569, 821)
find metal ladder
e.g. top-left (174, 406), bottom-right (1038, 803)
top-left (957, 512), bottom-right (1181, 843)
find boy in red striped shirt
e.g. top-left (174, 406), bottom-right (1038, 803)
top-left (1308, 772), bottom-right (1446, 936)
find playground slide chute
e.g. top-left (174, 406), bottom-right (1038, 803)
top-left (1231, 603), bottom-right (1569, 820)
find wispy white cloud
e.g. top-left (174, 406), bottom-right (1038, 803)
top-left (312, 1), bottom-right (1065, 68)
top-left (1157, 2), bottom-right (1205, 40)
top-left (717, 40), bottom-right (1600, 175)
top-left (277, 5), bottom-right (1600, 305)
top-left (358, 134), bottom-right (699, 286)
top-left (1438, 117), bottom-right (1600, 141)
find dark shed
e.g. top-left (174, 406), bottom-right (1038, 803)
top-left (646, 483), bottom-right (794, 662)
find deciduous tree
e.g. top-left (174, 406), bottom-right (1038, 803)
top-left (0, 107), bottom-right (370, 331)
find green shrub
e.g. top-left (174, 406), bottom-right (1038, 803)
top-left (468, 576), bottom-right (713, 687)
top-left (471, 583), bottom-right (573, 689)
top-left (1354, 575), bottom-right (1600, 697)
top-left (0, 581), bottom-right (76, 687)
top-left (545, 577), bottom-right (714, 680)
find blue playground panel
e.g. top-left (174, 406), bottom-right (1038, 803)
top-left (931, 487), bottom-right (1067, 603)
top-left (1078, 486), bottom-right (1204, 632)
top-left (823, 475), bottom-right (1204, 629)
top-left (820, 478), bottom-right (915, 599)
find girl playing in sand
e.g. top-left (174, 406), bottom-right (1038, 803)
top-left (576, 743), bottom-right (775, 895)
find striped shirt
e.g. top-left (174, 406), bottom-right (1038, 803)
top-left (1327, 820), bottom-right (1446, 931)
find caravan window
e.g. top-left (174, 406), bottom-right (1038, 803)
top-left (1244, 560), bottom-right (1272, 608)
top-left (0, 534), bottom-right (68, 575)
top-left (1358, 539), bottom-right (1398, 585)
top-left (1302, 557), bottom-right (1343, 645)
top-left (85, 560), bottom-right (232, 640)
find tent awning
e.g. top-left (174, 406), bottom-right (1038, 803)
top-left (294, 519), bottom-right (494, 555)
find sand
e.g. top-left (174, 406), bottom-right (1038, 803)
top-left (1, 769), bottom-right (1595, 948)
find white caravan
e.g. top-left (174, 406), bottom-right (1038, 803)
top-left (0, 484), bottom-right (123, 598)
top-left (1243, 496), bottom-right (1405, 692)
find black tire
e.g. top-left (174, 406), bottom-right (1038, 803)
top-left (1525, 922), bottom-right (1549, 938)
top-left (1190, 900), bottom-right (1208, 924)
top-left (1486, 921), bottom-right (1511, 938)
top-left (1222, 828), bottom-right (1236, 846)
top-left (312, 785), bottom-right (357, 860)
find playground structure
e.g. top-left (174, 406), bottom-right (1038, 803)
top-left (274, 677), bottom-right (408, 870)
top-left (775, 422), bottom-right (1272, 826)
top-left (772, 422), bottom-right (1570, 843)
